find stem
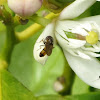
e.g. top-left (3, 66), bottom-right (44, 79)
top-left (16, 13), bottom-right (59, 41)
top-left (1, 25), bottom-right (17, 64)
top-left (0, 5), bottom-right (17, 69)
top-left (16, 23), bottom-right (43, 41)
top-left (30, 14), bottom-right (51, 26)
top-left (0, 0), bottom-right (7, 5)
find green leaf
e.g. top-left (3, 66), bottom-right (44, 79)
top-left (71, 76), bottom-right (90, 95)
top-left (37, 92), bottom-right (100, 100)
top-left (8, 30), bottom-right (73, 96)
top-left (90, 2), bottom-right (100, 16)
top-left (65, 92), bottom-right (100, 100)
top-left (0, 69), bottom-right (36, 100)
top-left (37, 95), bottom-right (64, 100)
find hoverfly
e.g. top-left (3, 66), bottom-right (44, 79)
top-left (39, 36), bottom-right (54, 57)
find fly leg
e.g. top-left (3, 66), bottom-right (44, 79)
top-left (37, 45), bottom-right (44, 51)
top-left (36, 39), bottom-right (44, 43)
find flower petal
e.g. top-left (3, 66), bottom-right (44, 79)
top-left (64, 50), bottom-right (100, 89)
top-left (80, 15), bottom-right (100, 28)
top-left (33, 23), bottom-right (56, 65)
top-left (59, 0), bottom-right (96, 20)
top-left (55, 21), bottom-right (86, 49)
top-left (56, 20), bottom-right (88, 36)
top-left (80, 15), bottom-right (100, 40)
top-left (65, 48), bottom-right (91, 59)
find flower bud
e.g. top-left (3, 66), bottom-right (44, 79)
top-left (8, 0), bottom-right (43, 17)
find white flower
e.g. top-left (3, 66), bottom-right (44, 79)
top-left (33, 0), bottom-right (100, 88)
top-left (8, 0), bottom-right (43, 17)
top-left (34, 23), bottom-right (56, 64)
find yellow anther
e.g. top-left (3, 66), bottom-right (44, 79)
top-left (86, 31), bottom-right (99, 45)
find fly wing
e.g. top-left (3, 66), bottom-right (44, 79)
top-left (46, 45), bottom-right (53, 56)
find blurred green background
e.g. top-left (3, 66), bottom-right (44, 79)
top-left (0, 1), bottom-right (100, 100)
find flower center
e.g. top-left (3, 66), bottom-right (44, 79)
top-left (65, 30), bottom-right (99, 45)
top-left (86, 31), bottom-right (99, 45)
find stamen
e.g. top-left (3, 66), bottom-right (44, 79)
top-left (64, 31), bottom-right (77, 39)
top-left (76, 34), bottom-right (86, 40)
top-left (64, 31), bottom-right (85, 40)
